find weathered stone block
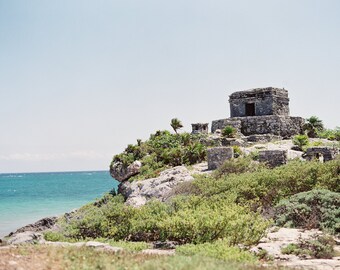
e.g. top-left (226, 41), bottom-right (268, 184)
top-left (305, 147), bottom-right (339, 162)
top-left (259, 150), bottom-right (287, 168)
top-left (207, 147), bottom-right (234, 170)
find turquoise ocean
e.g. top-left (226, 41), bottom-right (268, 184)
top-left (0, 171), bottom-right (118, 238)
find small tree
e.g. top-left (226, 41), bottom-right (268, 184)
top-left (170, 118), bottom-right (183, 134)
top-left (304, 116), bottom-right (324, 138)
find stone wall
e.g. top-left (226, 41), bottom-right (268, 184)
top-left (211, 119), bottom-right (242, 133)
top-left (207, 147), bottom-right (234, 170)
top-left (212, 115), bottom-right (304, 138)
top-left (229, 87), bottom-right (289, 117)
top-left (259, 150), bottom-right (287, 168)
top-left (191, 123), bottom-right (209, 134)
top-left (305, 147), bottom-right (339, 162)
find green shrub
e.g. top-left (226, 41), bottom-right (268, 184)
top-left (249, 150), bottom-right (259, 161)
top-left (317, 127), bottom-right (340, 141)
top-left (281, 234), bottom-right (335, 259)
top-left (111, 130), bottom-right (207, 181)
top-left (274, 189), bottom-right (340, 235)
top-left (222, 126), bottom-right (236, 138)
top-left (44, 231), bottom-right (70, 242)
top-left (130, 200), bottom-right (172, 241)
top-left (194, 159), bottom-right (340, 213)
top-left (62, 195), bottom-right (136, 240)
top-left (157, 197), bottom-right (270, 245)
top-left (213, 156), bottom-right (264, 178)
top-left (232, 145), bottom-right (242, 158)
top-left (292, 134), bottom-right (309, 151)
top-left (176, 240), bottom-right (257, 262)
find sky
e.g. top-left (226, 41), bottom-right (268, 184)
top-left (0, 0), bottom-right (339, 173)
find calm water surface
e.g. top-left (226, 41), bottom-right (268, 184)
top-left (0, 171), bottom-right (118, 237)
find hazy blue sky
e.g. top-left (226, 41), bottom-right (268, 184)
top-left (1, 0), bottom-right (339, 173)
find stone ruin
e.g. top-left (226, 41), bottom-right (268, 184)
top-left (191, 123), bottom-right (209, 134)
top-left (207, 147), bottom-right (234, 170)
top-left (305, 147), bottom-right (339, 162)
top-left (258, 150), bottom-right (288, 168)
top-left (211, 87), bottom-right (304, 138)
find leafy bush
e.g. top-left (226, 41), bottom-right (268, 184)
top-left (317, 127), bottom-right (340, 141)
top-left (222, 126), bottom-right (236, 138)
top-left (232, 145), bottom-right (242, 158)
top-left (44, 231), bottom-right (70, 242)
top-left (157, 198), bottom-right (270, 245)
top-left (62, 195), bottom-right (137, 240)
top-left (111, 131), bottom-right (207, 180)
top-left (57, 193), bottom-right (269, 246)
top-left (194, 159), bottom-right (340, 213)
top-left (176, 240), bottom-right (257, 262)
top-left (281, 234), bottom-right (335, 259)
top-left (213, 156), bottom-right (265, 178)
top-left (274, 189), bottom-right (340, 235)
top-left (292, 134), bottom-right (309, 151)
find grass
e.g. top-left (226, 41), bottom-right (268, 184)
top-left (0, 245), bottom-right (288, 270)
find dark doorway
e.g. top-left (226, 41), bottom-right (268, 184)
top-left (245, 103), bottom-right (255, 116)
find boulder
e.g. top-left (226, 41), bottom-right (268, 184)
top-left (118, 166), bottom-right (194, 207)
top-left (6, 231), bottom-right (45, 245)
top-left (110, 160), bottom-right (142, 182)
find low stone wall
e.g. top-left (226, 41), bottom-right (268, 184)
top-left (259, 150), bottom-right (287, 168)
top-left (207, 147), bottom-right (234, 170)
top-left (305, 147), bottom-right (339, 162)
top-left (212, 115), bottom-right (304, 138)
top-left (211, 119), bottom-right (242, 133)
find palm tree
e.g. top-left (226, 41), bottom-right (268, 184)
top-left (304, 116), bottom-right (324, 138)
top-left (170, 118), bottom-right (183, 134)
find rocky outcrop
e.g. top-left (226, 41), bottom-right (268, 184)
top-left (251, 228), bottom-right (340, 270)
top-left (7, 217), bottom-right (58, 237)
top-left (110, 160), bottom-right (142, 182)
top-left (6, 231), bottom-right (45, 245)
top-left (118, 166), bottom-right (195, 207)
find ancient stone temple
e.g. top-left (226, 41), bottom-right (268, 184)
top-left (212, 87), bottom-right (304, 138)
top-left (229, 88), bottom-right (289, 117)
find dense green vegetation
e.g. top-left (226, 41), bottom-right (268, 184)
top-left (111, 130), bottom-right (213, 180)
top-left (50, 194), bottom-right (269, 246)
top-left (48, 156), bottom-right (340, 265)
top-left (275, 189), bottom-right (340, 235)
top-left (317, 127), bottom-right (340, 141)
